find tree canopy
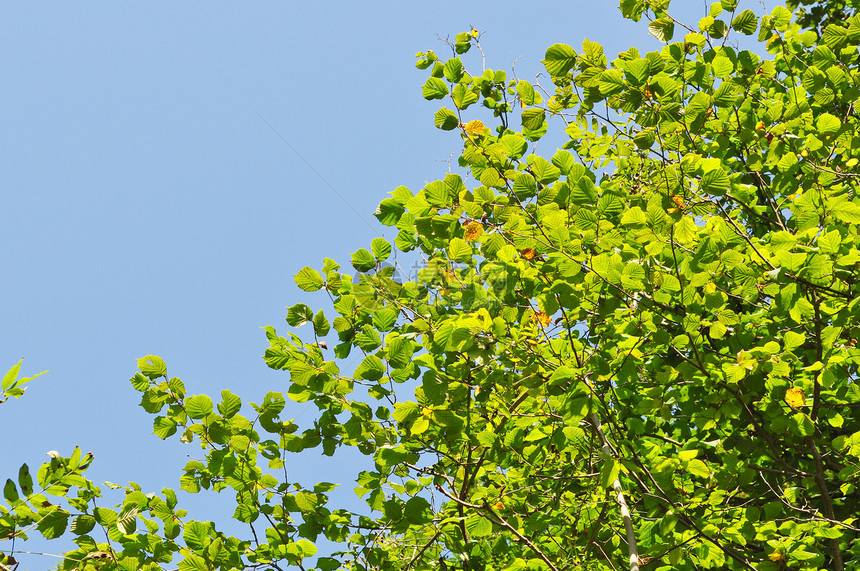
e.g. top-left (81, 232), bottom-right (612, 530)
top-left (3, 1), bottom-right (860, 570)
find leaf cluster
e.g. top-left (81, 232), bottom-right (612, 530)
top-left (4, 2), bottom-right (860, 571)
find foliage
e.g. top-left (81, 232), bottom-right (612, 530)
top-left (1, 360), bottom-right (45, 404)
top-left (785, 0), bottom-right (858, 35)
top-left (4, 1), bottom-right (860, 570)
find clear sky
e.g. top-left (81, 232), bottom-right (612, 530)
top-left (1, 1), bottom-right (760, 567)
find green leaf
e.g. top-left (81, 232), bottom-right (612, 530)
top-left (137, 355), bottom-right (167, 379)
top-left (621, 206), bottom-right (646, 226)
top-left (260, 392), bottom-right (285, 416)
top-left (294, 539), bottom-right (318, 557)
top-left (731, 9), bottom-right (758, 34)
top-left (183, 521), bottom-right (211, 550)
top-left (769, 5), bottom-right (791, 28)
top-left (422, 77), bottom-right (448, 100)
top-left (452, 84), bottom-right (478, 110)
top-left (712, 56), bottom-right (734, 78)
top-left (356, 355), bottom-right (385, 381)
top-left (37, 510), bottom-right (69, 539)
top-left (709, 322), bottom-right (727, 339)
top-left (393, 401), bottom-right (419, 423)
top-left (178, 554), bottom-right (208, 571)
top-left (286, 303), bottom-right (314, 327)
top-left (294, 266), bottom-right (324, 292)
top-left (687, 459), bottom-right (711, 478)
top-left (500, 134), bottom-right (528, 158)
top-left (153, 416), bottom-right (178, 439)
top-left (792, 413), bottom-right (815, 437)
top-left (185, 395), bottom-right (213, 419)
top-left (387, 337), bottom-right (414, 368)
top-left (218, 389), bottom-right (241, 418)
top-left (521, 108), bottom-right (546, 131)
top-left (295, 491), bottom-right (319, 513)
top-left (70, 514), bottom-right (96, 535)
top-left (517, 80), bottom-right (539, 105)
top-left (649, 18), bottom-right (675, 42)
top-left (699, 16), bottom-right (715, 32)
top-left (816, 113), bottom-right (842, 136)
top-left (620, 0), bottom-right (647, 20)
top-left (434, 108), bottom-right (459, 130)
top-left (404, 496), bottom-right (432, 524)
top-left (783, 331), bottom-right (806, 350)
top-left (95, 507), bottom-right (118, 526)
top-left (130, 372), bottom-right (150, 392)
top-left (1, 361), bottom-right (21, 391)
top-left (448, 237), bottom-right (473, 262)
top-left (700, 168), bottom-right (729, 194)
top-left (832, 201), bottom-right (860, 224)
top-left (685, 32), bottom-right (706, 48)
top-left (443, 57), bottom-right (464, 82)
top-left (233, 503), bottom-right (259, 523)
top-left (542, 43), bottom-right (577, 76)
top-left (708, 19), bottom-right (728, 38)
top-left (465, 514), bottom-right (492, 538)
top-left (598, 69), bottom-right (625, 96)
top-left (599, 458), bottom-right (621, 488)
top-left (625, 58), bottom-right (651, 85)
top-left (351, 248), bottom-right (377, 272)
top-left (18, 465), bottom-right (33, 496)
top-left (371, 237), bottom-right (392, 261)
top-left (313, 309), bottom-right (331, 337)
top-left (0, 359), bottom-right (43, 396)
top-left (355, 325), bottom-right (382, 352)
top-left (116, 505), bottom-right (138, 535)
top-left (3, 479), bottom-right (18, 504)
top-left (822, 25), bottom-right (848, 49)
top-left (375, 198), bottom-right (405, 226)
top-left (373, 307), bottom-right (398, 332)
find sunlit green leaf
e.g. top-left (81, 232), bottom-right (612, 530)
top-left (732, 9), bottom-right (758, 34)
top-left (295, 266), bottom-right (324, 292)
top-left (422, 77), bottom-right (448, 100)
top-left (137, 355), bottom-right (167, 379)
top-left (286, 303), bottom-right (314, 326)
top-left (649, 18), bottom-right (675, 42)
top-left (542, 43), bottom-right (577, 76)
top-left (218, 389), bottom-right (242, 418)
top-left (434, 108), bottom-right (459, 130)
top-left (351, 248), bottom-right (377, 272)
top-left (185, 395), bottom-right (213, 419)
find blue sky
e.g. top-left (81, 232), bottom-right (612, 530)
top-left (1, 1), bottom-right (752, 566)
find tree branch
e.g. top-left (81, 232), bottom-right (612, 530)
top-left (590, 412), bottom-right (640, 571)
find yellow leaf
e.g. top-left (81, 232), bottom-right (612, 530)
top-left (768, 551), bottom-right (784, 562)
top-left (463, 120), bottom-right (487, 136)
top-left (520, 248), bottom-right (536, 260)
top-left (464, 221), bottom-right (484, 241)
top-left (736, 350), bottom-right (756, 370)
top-left (535, 311), bottom-right (551, 327)
top-left (785, 387), bottom-right (805, 409)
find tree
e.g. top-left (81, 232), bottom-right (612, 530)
top-left (3, 1), bottom-right (860, 570)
